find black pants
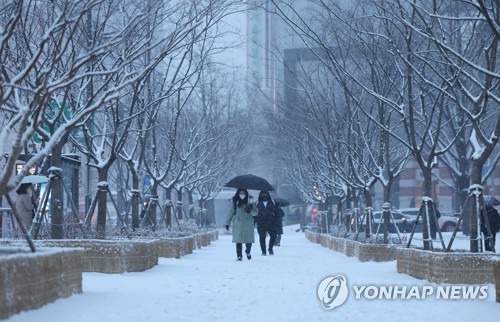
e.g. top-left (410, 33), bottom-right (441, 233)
top-left (484, 232), bottom-right (497, 252)
top-left (258, 227), bottom-right (276, 254)
top-left (275, 234), bottom-right (281, 246)
top-left (236, 243), bottom-right (252, 257)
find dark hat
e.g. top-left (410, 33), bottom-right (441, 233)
top-left (16, 183), bottom-right (32, 194)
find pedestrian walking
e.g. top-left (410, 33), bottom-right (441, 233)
top-left (274, 206), bottom-right (285, 246)
top-left (15, 183), bottom-right (37, 233)
top-left (225, 189), bottom-right (257, 261)
top-left (256, 191), bottom-right (280, 255)
top-left (429, 208), bottom-right (441, 240)
top-left (480, 204), bottom-right (500, 252)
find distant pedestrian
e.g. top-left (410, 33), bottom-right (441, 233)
top-left (15, 183), bottom-right (36, 233)
top-left (274, 206), bottom-right (285, 246)
top-left (225, 189), bottom-right (257, 261)
top-left (429, 208), bottom-right (441, 240)
top-left (480, 205), bottom-right (500, 252)
top-left (256, 191), bottom-right (280, 255)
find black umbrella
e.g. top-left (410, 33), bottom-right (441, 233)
top-left (485, 195), bottom-right (500, 206)
top-left (274, 197), bottom-right (290, 207)
top-left (224, 174), bottom-right (275, 191)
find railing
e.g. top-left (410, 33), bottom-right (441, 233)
top-left (0, 208), bottom-right (15, 238)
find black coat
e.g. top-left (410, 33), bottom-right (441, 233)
top-left (480, 205), bottom-right (500, 234)
top-left (256, 200), bottom-right (280, 233)
top-left (276, 207), bottom-right (285, 234)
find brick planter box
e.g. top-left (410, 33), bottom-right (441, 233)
top-left (306, 232), bottom-right (500, 285)
top-left (0, 247), bottom-right (83, 320)
top-left (156, 231), bottom-right (216, 258)
top-left (180, 236), bottom-right (195, 256)
top-left (156, 238), bottom-right (182, 258)
top-left (0, 231), bottom-right (217, 274)
top-left (495, 263), bottom-right (500, 302)
top-left (306, 231), bottom-right (398, 262)
top-left (45, 239), bottom-right (158, 273)
top-left (397, 248), bottom-right (500, 284)
top-left (0, 239), bottom-right (158, 274)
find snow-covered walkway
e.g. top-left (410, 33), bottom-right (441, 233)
top-left (5, 226), bottom-right (499, 322)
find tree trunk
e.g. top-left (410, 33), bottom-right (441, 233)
top-left (469, 160), bottom-right (484, 252)
top-left (177, 187), bottom-right (183, 220)
top-left (165, 187), bottom-right (173, 229)
top-left (336, 198), bottom-right (343, 227)
top-left (95, 166), bottom-right (110, 239)
top-left (382, 182), bottom-right (392, 244)
top-left (149, 181), bottom-right (159, 230)
top-left (198, 198), bottom-right (205, 227)
top-left (127, 160), bottom-right (140, 230)
top-left (420, 168), bottom-right (435, 250)
top-left (458, 174), bottom-right (470, 234)
top-left (364, 188), bottom-right (373, 238)
top-left (132, 177), bottom-right (140, 230)
top-left (50, 141), bottom-right (64, 239)
top-left (188, 189), bottom-right (194, 220)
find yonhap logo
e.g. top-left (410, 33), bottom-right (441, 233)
top-left (317, 275), bottom-right (488, 309)
top-left (317, 275), bottom-right (349, 310)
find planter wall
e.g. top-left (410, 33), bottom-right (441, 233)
top-left (305, 231), bottom-right (500, 287)
top-left (495, 263), bottom-right (500, 302)
top-left (397, 248), bottom-right (500, 284)
top-left (0, 247), bottom-right (83, 320)
top-left (0, 239), bottom-right (158, 274)
top-left (0, 231), bottom-right (218, 273)
top-left (306, 231), bottom-right (398, 262)
top-left (0, 231), bottom-right (218, 318)
top-left (155, 238), bottom-right (181, 259)
top-left (42, 239), bottom-right (158, 274)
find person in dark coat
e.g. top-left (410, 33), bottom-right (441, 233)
top-left (480, 205), bottom-right (500, 252)
top-left (225, 189), bottom-right (257, 261)
top-left (15, 183), bottom-right (36, 233)
top-left (429, 208), bottom-right (441, 240)
top-left (274, 206), bottom-right (285, 246)
top-left (256, 191), bottom-right (279, 255)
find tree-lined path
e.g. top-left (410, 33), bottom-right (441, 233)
top-left (5, 226), bottom-right (498, 322)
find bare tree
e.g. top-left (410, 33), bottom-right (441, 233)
top-left (270, 0), bottom-right (499, 251)
top-left (395, 0), bottom-right (500, 250)
top-left (0, 0), bottom-right (198, 242)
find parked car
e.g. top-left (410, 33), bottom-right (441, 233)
top-left (398, 208), bottom-right (422, 232)
top-left (286, 204), bottom-right (304, 225)
top-left (438, 213), bottom-right (460, 232)
top-left (398, 207), bottom-right (460, 232)
top-left (372, 210), bottom-right (415, 233)
top-left (305, 202), bottom-right (319, 224)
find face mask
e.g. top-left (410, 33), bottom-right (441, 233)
top-left (261, 196), bottom-right (269, 201)
top-left (239, 194), bottom-right (246, 200)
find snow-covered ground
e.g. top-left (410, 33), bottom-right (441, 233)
top-left (5, 226), bottom-right (498, 322)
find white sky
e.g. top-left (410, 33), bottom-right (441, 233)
top-left (212, 10), bottom-right (247, 70)
top-left (5, 226), bottom-right (499, 322)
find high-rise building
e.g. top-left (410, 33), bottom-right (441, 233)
top-left (246, 0), bottom-right (313, 115)
top-left (246, 0), bottom-right (277, 114)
